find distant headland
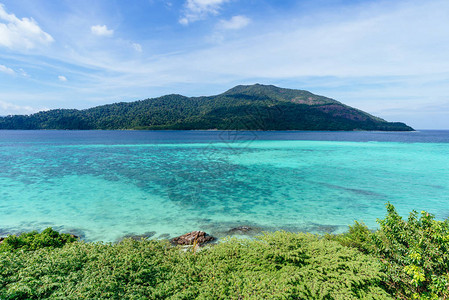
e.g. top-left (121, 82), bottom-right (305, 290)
top-left (0, 84), bottom-right (413, 131)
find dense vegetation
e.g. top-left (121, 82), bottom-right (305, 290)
top-left (327, 204), bottom-right (449, 299)
top-left (2, 204), bottom-right (446, 299)
top-left (0, 232), bottom-right (388, 299)
top-left (0, 84), bottom-right (413, 131)
top-left (0, 228), bottom-right (76, 252)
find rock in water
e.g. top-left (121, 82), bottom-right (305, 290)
top-left (65, 229), bottom-right (86, 240)
top-left (171, 231), bottom-right (215, 246)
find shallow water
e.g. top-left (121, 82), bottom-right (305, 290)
top-left (1, 130), bottom-right (448, 241)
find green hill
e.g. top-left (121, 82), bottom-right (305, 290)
top-left (0, 84), bottom-right (413, 131)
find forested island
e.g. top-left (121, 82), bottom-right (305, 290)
top-left (0, 84), bottom-right (413, 131)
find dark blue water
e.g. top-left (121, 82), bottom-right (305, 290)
top-left (1, 130), bottom-right (448, 144)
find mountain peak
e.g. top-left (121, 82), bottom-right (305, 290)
top-left (223, 84), bottom-right (284, 95)
top-left (221, 84), bottom-right (339, 106)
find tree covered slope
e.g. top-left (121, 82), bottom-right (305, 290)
top-left (0, 84), bottom-right (413, 131)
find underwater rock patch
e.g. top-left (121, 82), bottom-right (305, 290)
top-left (227, 226), bottom-right (261, 235)
top-left (304, 223), bottom-right (340, 234)
top-left (117, 231), bottom-right (156, 242)
top-left (229, 226), bottom-right (252, 233)
top-left (0, 229), bottom-right (13, 237)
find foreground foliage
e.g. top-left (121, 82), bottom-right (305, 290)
top-left (0, 228), bottom-right (76, 253)
top-left (0, 231), bottom-right (388, 299)
top-left (328, 204), bottom-right (449, 299)
top-left (2, 204), bottom-right (448, 299)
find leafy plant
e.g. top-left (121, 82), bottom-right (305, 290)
top-left (0, 228), bottom-right (77, 252)
top-left (325, 220), bottom-right (373, 253)
top-left (329, 204), bottom-right (449, 299)
top-left (372, 204), bottom-right (449, 299)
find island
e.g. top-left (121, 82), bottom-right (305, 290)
top-left (0, 84), bottom-right (413, 131)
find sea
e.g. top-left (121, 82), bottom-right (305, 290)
top-left (1, 130), bottom-right (448, 242)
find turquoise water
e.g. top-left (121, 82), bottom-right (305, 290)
top-left (1, 130), bottom-right (449, 242)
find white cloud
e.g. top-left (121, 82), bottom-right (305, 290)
top-left (179, 18), bottom-right (189, 25)
top-left (18, 68), bottom-right (29, 77)
top-left (91, 24), bottom-right (114, 37)
top-left (132, 43), bottom-right (142, 52)
top-left (170, 0), bottom-right (449, 80)
top-left (180, 0), bottom-right (229, 25)
top-left (58, 75), bottom-right (67, 82)
top-left (0, 64), bottom-right (15, 75)
top-left (0, 65), bottom-right (30, 77)
top-left (0, 100), bottom-right (36, 115)
top-left (218, 15), bottom-right (250, 30)
top-left (0, 3), bottom-right (54, 50)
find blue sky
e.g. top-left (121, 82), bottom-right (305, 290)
top-left (1, 0), bottom-right (448, 129)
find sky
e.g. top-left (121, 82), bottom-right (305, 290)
top-left (0, 0), bottom-right (448, 129)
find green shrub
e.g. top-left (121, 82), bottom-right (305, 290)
top-left (329, 204), bottom-right (449, 299)
top-left (325, 221), bottom-right (373, 253)
top-left (372, 203), bottom-right (449, 299)
top-left (0, 232), bottom-right (390, 299)
top-left (0, 228), bottom-right (77, 252)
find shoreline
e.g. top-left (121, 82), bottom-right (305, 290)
top-left (0, 128), bottom-right (416, 132)
top-left (0, 222), bottom-right (348, 244)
